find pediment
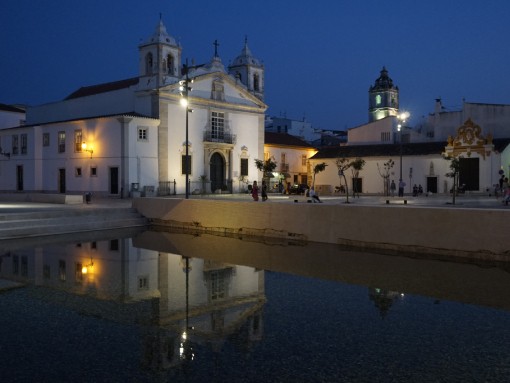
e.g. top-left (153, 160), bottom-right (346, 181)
top-left (444, 118), bottom-right (494, 159)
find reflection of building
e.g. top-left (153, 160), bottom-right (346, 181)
top-left (368, 287), bottom-right (404, 318)
top-left (0, 229), bottom-right (265, 373)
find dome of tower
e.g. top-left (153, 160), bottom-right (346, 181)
top-left (231, 38), bottom-right (262, 66)
top-left (141, 20), bottom-right (177, 46)
top-left (370, 66), bottom-right (397, 91)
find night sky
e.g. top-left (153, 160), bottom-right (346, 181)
top-left (2, 0), bottom-right (509, 130)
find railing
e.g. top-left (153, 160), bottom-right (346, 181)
top-left (158, 180), bottom-right (176, 196)
top-left (280, 163), bottom-right (289, 172)
top-left (203, 130), bottom-right (236, 144)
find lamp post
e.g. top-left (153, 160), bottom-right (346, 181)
top-left (180, 60), bottom-right (193, 199)
top-left (397, 111), bottom-right (409, 196)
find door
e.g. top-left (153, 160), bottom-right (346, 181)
top-left (426, 177), bottom-right (437, 193)
top-left (352, 177), bottom-right (363, 194)
top-left (210, 153), bottom-right (224, 192)
top-left (16, 165), bottom-right (23, 191)
top-left (58, 168), bottom-right (66, 193)
top-left (110, 167), bottom-right (119, 195)
top-left (459, 158), bottom-right (479, 191)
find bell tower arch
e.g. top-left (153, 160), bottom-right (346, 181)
top-left (368, 66), bottom-right (399, 122)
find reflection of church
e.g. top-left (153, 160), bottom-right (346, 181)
top-left (0, 229), bottom-right (265, 373)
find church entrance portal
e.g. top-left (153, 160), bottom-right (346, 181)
top-left (210, 153), bottom-right (225, 193)
top-left (459, 158), bottom-right (479, 191)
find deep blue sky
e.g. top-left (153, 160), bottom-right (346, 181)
top-left (2, 0), bottom-right (509, 130)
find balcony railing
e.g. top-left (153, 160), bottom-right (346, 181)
top-left (203, 130), bottom-right (236, 144)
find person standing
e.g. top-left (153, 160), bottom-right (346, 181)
top-left (251, 181), bottom-right (259, 201)
top-left (398, 179), bottom-right (405, 197)
top-left (261, 180), bottom-right (268, 201)
top-left (390, 180), bottom-right (396, 197)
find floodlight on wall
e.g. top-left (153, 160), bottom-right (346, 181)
top-left (81, 142), bottom-right (94, 158)
top-left (81, 258), bottom-right (94, 274)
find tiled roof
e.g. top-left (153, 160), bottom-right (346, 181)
top-left (16, 112), bottom-right (155, 129)
top-left (65, 77), bottom-right (139, 100)
top-left (265, 132), bottom-right (314, 148)
top-left (312, 139), bottom-right (510, 159)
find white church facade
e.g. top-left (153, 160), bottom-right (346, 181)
top-left (0, 20), bottom-right (267, 197)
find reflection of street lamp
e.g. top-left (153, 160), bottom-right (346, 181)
top-left (180, 61), bottom-right (194, 199)
top-left (397, 112), bottom-right (410, 183)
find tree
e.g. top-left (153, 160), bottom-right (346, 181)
top-left (445, 156), bottom-right (461, 205)
top-left (336, 158), bottom-right (352, 203)
top-left (254, 157), bottom-right (277, 190)
top-left (377, 159), bottom-right (395, 196)
top-left (350, 158), bottom-right (366, 198)
top-left (312, 162), bottom-right (327, 188)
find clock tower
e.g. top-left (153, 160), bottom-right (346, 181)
top-left (368, 67), bottom-right (399, 122)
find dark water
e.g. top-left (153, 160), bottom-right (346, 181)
top-left (1, 228), bottom-right (509, 382)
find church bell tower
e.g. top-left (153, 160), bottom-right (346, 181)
top-left (228, 37), bottom-right (264, 101)
top-left (368, 67), bottom-right (399, 122)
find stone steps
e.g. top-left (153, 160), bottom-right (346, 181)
top-left (0, 208), bottom-right (148, 240)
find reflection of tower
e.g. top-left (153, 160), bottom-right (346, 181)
top-left (368, 287), bottom-right (403, 318)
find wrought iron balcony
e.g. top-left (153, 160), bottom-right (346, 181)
top-left (203, 130), bottom-right (236, 144)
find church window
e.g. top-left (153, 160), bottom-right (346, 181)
top-left (375, 94), bottom-right (382, 105)
top-left (138, 127), bottom-right (148, 141)
top-left (166, 54), bottom-right (174, 75)
top-left (253, 73), bottom-right (260, 91)
top-left (240, 158), bottom-right (248, 177)
top-left (58, 131), bottom-right (65, 153)
top-left (145, 53), bottom-right (153, 75)
top-left (211, 111), bottom-right (225, 140)
top-left (74, 130), bottom-right (82, 152)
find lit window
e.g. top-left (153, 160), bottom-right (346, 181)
top-left (375, 94), bottom-right (382, 105)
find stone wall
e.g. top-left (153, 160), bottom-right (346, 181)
top-left (133, 198), bottom-right (509, 262)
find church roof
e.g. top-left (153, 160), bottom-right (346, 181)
top-left (65, 77), bottom-right (139, 100)
top-left (230, 38), bottom-right (262, 67)
top-left (265, 132), bottom-right (315, 148)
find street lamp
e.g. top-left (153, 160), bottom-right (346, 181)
top-left (180, 60), bottom-right (194, 199)
top-left (397, 111), bottom-right (410, 196)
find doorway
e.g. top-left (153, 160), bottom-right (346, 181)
top-left (58, 168), bottom-right (66, 193)
top-left (16, 165), bottom-right (23, 191)
top-left (459, 158), bottom-right (479, 191)
top-left (426, 177), bottom-right (437, 193)
top-left (210, 153), bottom-right (225, 192)
top-left (110, 167), bottom-right (119, 195)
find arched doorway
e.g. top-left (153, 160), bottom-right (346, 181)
top-left (210, 153), bottom-right (225, 192)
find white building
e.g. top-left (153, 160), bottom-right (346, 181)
top-left (0, 20), bottom-right (267, 197)
top-left (310, 68), bottom-right (510, 195)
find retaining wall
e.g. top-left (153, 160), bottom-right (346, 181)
top-left (133, 198), bottom-right (509, 262)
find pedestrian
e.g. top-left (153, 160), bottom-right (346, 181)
top-left (261, 180), bottom-right (268, 201)
top-left (398, 179), bottom-right (406, 197)
top-left (413, 184), bottom-right (418, 197)
top-left (309, 186), bottom-right (322, 203)
top-left (251, 181), bottom-right (259, 201)
top-left (390, 180), bottom-right (396, 197)
top-left (418, 185), bottom-right (423, 195)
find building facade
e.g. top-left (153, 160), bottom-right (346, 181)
top-left (0, 20), bottom-right (267, 197)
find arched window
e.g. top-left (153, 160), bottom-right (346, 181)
top-left (145, 53), bottom-right (153, 75)
top-left (167, 54), bottom-right (174, 75)
top-left (375, 94), bottom-right (382, 105)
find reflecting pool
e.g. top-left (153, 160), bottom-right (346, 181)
top-left (1, 228), bottom-right (510, 382)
